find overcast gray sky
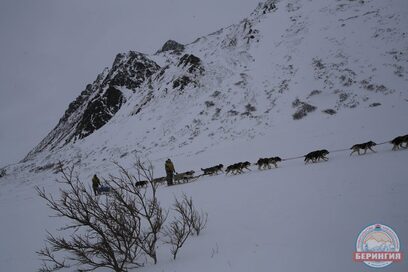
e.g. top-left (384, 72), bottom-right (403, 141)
top-left (0, 0), bottom-right (259, 167)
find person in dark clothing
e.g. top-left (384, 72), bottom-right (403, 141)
top-left (92, 174), bottom-right (101, 195)
top-left (165, 159), bottom-right (176, 186)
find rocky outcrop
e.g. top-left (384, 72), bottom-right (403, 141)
top-left (23, 52), bottom-right (160, 161)
top-left (106, 51), bottom-right (160, 89)
top-left (172, 54), bottom-right (204, 90)
top-left (157, 40), bottom-right (185, 53)
top-left (178, 54), bottom-right (203, 73)
top-left (74, 86), bottom-right (124, 139)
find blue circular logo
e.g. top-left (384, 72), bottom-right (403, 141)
top-left (354, 224), bottom-right (402, 268)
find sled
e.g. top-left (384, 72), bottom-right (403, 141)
top-left (98, 185), bottom-right (113, 195)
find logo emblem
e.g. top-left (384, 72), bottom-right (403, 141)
top-left (353, 224), bottom-right (403, 268)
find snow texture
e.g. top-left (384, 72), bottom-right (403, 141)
top-left (0, 0), bottom-right (407, 271)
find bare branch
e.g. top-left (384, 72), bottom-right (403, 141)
top-left (174, 193), bottom-right (207, 236)
top-left (37, 161), bottom-right (207, 271)
top-left (163, 216), bottom-right (191, 260)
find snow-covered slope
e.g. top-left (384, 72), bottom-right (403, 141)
top-left (0, 0), bottom-right (407, 271)
top-left (8, 0), bottom-right (407, 175)
top-left (23, 52), bottom-right (160, 160)
top-left (0, 106), bottom-right (407, 271)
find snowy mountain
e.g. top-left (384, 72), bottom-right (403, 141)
top-left (12, 0), bottom-right (407, 175)
top-left (23, 52), bottom-right (160, 160)
top-left (0, 0), bottom-right (407, 271)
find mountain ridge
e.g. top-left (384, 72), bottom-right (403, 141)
top-left (15, 0), bottom-right (408, 175)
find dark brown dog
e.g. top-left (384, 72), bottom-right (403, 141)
top-left (255, 157), bottom-right (282, 169)
top-left (350, 141), bottom-right (376, 155)
top-left (225, 162), bottom-right (251, 175)
top-left (304, 150), bottom-right (329, 164)
top-left (174, 171), bottom-right (195, 183)
top-left (391, 135), bottom-right (408, 150)
top-left (201, 164), bottom-right (224, 175)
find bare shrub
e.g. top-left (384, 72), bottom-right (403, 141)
top-left (322, 109), bottom-right (336, 115)
top-left (174, 194), bottom-right (207, 236)
top-left (241, 103), bottom-right (257, 116)
top-left (163, 215), bottom-right (191, 260)
top-left (108, 161), bottom-right (166, 265)
top-left (292, 102), bottom-right (317, 120)
top-left (369, 102), bottom-right (381, 107)
top-left (205, 101), bottom-right (215, 107)
top-left (164, 194), bottom-right (207, 260)
top-left (36, 165), bottom-right (145, 272)
top-left (36, 161), bottom-right (206, 271)
top-left (307, 90), bottom-right (322, 98)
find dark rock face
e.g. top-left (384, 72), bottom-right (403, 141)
top-left (67, 52), bottom-right (159, 140)
top-left (24, 51), bottom-right (160, 160)
top-left (60, 89), bottom-right (91, 124)
top-left (178, 54), bottom-right (203, 73)
top-left (262, 2), bottom-right (276, 14)
top-left (75, 87), bottom-right (124, 139)
top-left (172, 54), bottom-right (204, 90)
top-left (251, 0), bottom-right (277, 17)
top-left (173, 75), bottom-right (193, 90)
top-left (158, 40), bottom-right (185, 53)
top-left (178, 54), bottom-right (200, 66)
top-left (106, 52), bottom-right (160, 90)
top-left (0, 168), bottom-right (6, 178)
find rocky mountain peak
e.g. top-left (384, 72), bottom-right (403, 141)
top-left (23, 51), bottom-right (161, 161)
top-left (22, 0), bottom-right (407, 168)
top-left (157, 40), bottom-right (185, 53)
top-left (106, 51), bottom-right (160, 90)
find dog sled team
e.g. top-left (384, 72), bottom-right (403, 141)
top-left (199, 134), bottom-right (407, 176)
top-left (92, 134), bottom-right (408, 193)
